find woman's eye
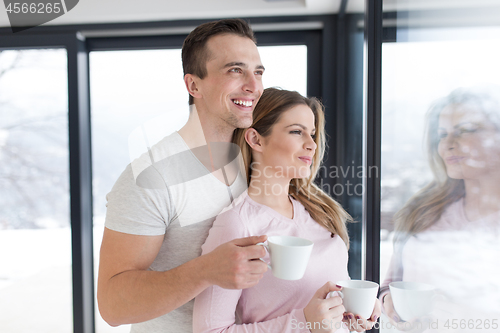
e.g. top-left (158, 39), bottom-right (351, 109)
top-left (458, 126), bottom-right (478, 134)
top-left (311, 134), bottom-right (316, 140)
top-left (290, 130), bottom-right (302, 135)
top-left (438, 132), bottom-right (447, 139)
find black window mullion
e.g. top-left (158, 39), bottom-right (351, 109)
top-left (67, 34), bottom-right (95, 333)
top-left (363, 0), bottom-right (382, 286)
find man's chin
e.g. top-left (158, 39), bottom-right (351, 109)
top-left (235, 118), bottom-right (254, 129)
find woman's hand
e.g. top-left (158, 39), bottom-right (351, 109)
top-left (304, 282), bottom-right (346, 333)
top-left (382, 293), bottom-right (403, 326)
top-left (342, 298), bottom-right (381, 332)
top-left (382, 292), bottom-right (427, 332)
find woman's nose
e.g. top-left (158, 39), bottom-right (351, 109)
top-left (443, 132), bottom-right (458, 150)
top-left (305, 135), bottom-right (317, 151)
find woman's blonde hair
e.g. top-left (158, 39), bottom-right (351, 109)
top-left (393, 87), bottom-right (500, 244)
top-left (233, 87), bottom-right (352, 248)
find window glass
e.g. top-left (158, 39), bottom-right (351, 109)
top-left (381, 19), bottom-right (500, 333)
top-left (0, 49), bottom-right (71, 332)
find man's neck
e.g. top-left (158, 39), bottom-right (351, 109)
top-left (177, 104), bottom-right (234, 148)
top-left (177, 104), bottom-right (239, 186)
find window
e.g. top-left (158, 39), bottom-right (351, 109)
top-left (0, 49), bottom-right (72, 332)
top-left (380, 21), bottom-right (500, 333)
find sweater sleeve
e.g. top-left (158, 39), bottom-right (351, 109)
top-left (193, 209), bottom-right (311, 333)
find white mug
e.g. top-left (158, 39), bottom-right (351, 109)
top-left (334, 280), bottom-right (379, 319)
top-left (389, 281), bottom-right (436, 321)
top-left (257, 235), bottom-right (313, 280)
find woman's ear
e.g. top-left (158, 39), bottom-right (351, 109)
top-left (184, 74), bottom-right (202, 100)
top-left (245, 128), bottom-right (264, 153)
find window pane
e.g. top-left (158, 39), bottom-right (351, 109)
top-left (258, 45), bottom-right (307, 96)
top-left (381, 17), bottom-right (500, 333)
top-left (0, 49), bottom-right (71, 332)
top-left (90, 45), bottom-right (307, 332)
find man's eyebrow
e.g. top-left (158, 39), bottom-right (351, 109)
top-left (223, 62), bottom-right (247, 69)
top-left (222, 62), bottom-right (266, 71)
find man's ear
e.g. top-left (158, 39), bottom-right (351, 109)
top-left (245, 128), bottom-right (264, 153)
top-left (184, 74), bottom-right (202, 100)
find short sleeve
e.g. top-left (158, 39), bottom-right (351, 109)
top-left (105, 164), bottom-right (171, 236)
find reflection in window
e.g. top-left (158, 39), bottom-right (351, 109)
top-left (0, 49), bottom-right (71, 332)
top-left (380, 28), bottom-right (500, 331)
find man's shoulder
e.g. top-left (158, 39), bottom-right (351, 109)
top-left (128, 131), bottom-right (199, 189)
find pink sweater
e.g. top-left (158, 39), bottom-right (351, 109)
top-left (193, 191), bottom-right (350, 333)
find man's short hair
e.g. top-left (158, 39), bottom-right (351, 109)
top-left (182, 19), bottom-right (256, 105)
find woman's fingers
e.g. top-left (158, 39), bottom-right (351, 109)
top-left (382, 293), bottom-right (402, 325)
top-left (342, 313), bottom-right (374, 332)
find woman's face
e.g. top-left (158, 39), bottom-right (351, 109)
top-left (258, 104), bottom-right (317, 179)
top-left (437, 104), bottom-right (500, 180)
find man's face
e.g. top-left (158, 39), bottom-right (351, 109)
top-left (195, 34), bottom-right (264, 131)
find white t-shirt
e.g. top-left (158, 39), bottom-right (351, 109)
top-left (105, 132), bottom-right (247, 333)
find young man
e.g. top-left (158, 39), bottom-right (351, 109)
top-left (97, 19), bottom-right (268, 332)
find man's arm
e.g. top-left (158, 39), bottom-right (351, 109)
top-left (97, 227), bottom-right (267, 326)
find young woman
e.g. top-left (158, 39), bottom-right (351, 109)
top-left (193, 88), bottom-right (380, 333)
top-left (380, 87), bottom-right (500, 329)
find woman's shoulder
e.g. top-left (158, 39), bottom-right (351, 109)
top-left (211, 191), bottom-right (267, 232)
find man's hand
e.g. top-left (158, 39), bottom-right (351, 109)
top-left (200, 235), bottom-right (268, 289)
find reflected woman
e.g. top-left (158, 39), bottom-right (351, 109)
top-left (380, 87), bottom-right (500, 331)
top-left (193, 88), bottom-right (381, 333)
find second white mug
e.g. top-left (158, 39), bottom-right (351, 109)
top-left (334, 280), bottom-right (379, 319)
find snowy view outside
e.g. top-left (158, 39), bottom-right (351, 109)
top-left (0, 49), bottom-right (72, 332)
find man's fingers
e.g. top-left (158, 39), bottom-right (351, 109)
top-left (231, 235), bottom-right (267, 247)
top-left (247, 258), bottom-right (269, 274)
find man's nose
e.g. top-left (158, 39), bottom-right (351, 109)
top-left (243, 73), bottom-right (261, 93)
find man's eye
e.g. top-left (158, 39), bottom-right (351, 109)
top-left (230, 68), bottom-right (242, 73)
top-left (255, 70), bottom-right (264, 76)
